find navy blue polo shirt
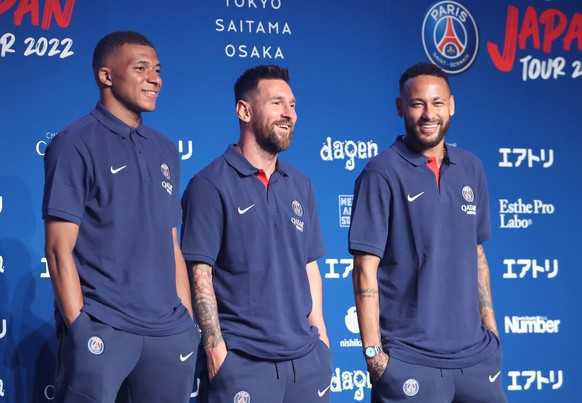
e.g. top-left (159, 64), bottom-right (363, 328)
top-left (348, 136), bottom-right (498, 368)
top-left (181, 145), bottom-right (325, 360)
top-left (42, 103), bottom-right (192, 336)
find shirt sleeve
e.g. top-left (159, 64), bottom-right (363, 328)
top-left (475, 160), bottom-right (491, 244)
top-left (169, 145), bottom-right (182, 228)
top-left (42, 132), bottom-right (90, 224)
top-left (348, 168), bottom-right (391, 258)
top-left (306, 179), bottom-right (326, 263)
top-left (180, 174), bottom-right (224, 265)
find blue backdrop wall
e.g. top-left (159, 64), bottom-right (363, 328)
top-left (1, 0), bottom-right (581, 401)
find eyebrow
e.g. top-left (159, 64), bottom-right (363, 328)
top-left (135, 59), bottom-right (161, 68)
top-left (409, 96), bottom-right (445, 102)
top-left (271, 95), bottom-right (296, 103)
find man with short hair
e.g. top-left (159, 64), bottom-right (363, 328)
top-left (43, 31), bottom-right (198, 402)
top-left (349, 62), bottom-right (507, 402)
top-left (181, 65), bottom-right (333, 403)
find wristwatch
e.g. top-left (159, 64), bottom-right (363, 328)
top-left (364, 346), bottom-right (383, 359)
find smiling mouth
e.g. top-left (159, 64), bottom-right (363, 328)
top-left (419, 120), bottom-right (440, 132)
top-left (275, 122), bottom-right (293, 131)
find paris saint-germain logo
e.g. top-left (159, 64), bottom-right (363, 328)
top-left (462, 186), bottom-right (474, 202)
top-left (160, 163), bottom-right (171, 179)
top-left (422, 1), bottom-right (479, 74)
top-left (233, 390), bottom-right (251, 403)
top-left (87, 336), bottom-right (104, 355)
top-left (403, 378), bottom-right (420, 397)
top-left (292, 200), bottom-right (303, 217)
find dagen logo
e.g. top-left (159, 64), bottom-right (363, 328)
top-left (320, 137), bottom-right (378, 171)
top-left (330, 367), bottom-right (371, 401)
top-left (422, 1), bottom-right (479, 74)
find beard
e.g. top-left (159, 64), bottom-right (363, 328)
top-left (253, 119), bottom-right (294, 154)
top-left (404, 117), bottom-right (450, 150)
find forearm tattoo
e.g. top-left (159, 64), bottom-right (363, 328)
top-left (368, 355), bottom-right (387, 382)
top-left (477, 244), bottom-right (493, 311)
top-left (356, 288), bottom-right (378, 298)
top-left (192, 265), bottom-right (223, 349)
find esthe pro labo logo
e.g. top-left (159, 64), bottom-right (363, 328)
top-left (422, 1), bottom-right (479, 74)
top-left (498, 198), bottom-right (555, 229)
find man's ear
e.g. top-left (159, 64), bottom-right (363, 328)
top-left (98, 67), bottom-right (112, 87)
top-left (396, 97), bottom-right (403, 117)
top-left (236, 100), bottom-right (251, 122)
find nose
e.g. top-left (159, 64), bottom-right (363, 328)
top-left (147, 70), bottom-right (161, 86)
top-left (282, 103), bottom-right (296, 120)
top-left (422, 104), bottom-right (435, 120)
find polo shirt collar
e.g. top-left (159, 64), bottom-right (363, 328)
top-left (91, 103), bottom-right (148, 139)
top-left (223, 144), bottom-right (289, 177)
top-left (392, 135), bottom-right (456, 166)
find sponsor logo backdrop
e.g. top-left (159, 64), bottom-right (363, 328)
top-left (0, 0), bottom-right (580, 401)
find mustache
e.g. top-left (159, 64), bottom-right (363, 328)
top-left (419, 118), bottom-right (442, 125)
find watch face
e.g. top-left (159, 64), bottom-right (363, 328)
top-left (365, 347), bottom-right (376, 358)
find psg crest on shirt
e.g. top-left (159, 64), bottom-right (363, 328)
top-left (462, 185), bottom-right (475, 202)
top-left (292, 200), bottom-right (303, 217)
top-left (160, 163), bottom-right (171, 179)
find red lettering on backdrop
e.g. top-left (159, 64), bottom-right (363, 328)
top-left (13, 0), bottom-right (40, 27)
top-left (42, 0), bottom-right (75, 29)
top-left (1, 0), bottom-right (74, 29)
top-left (487, 5), bottom-right (582, 72)
top-left (539, 9), bottom-right (567, 53)
top-left (0, 0), bottom-right (18, 15)
top-left (487, 5), bottom-right (519, 72)
top-left (563, 13), bottom-right (582, 51)
top-left (518, 6), bottom-right (541, 50)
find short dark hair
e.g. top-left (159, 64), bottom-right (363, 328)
top-left (234, 65), bottom-right (290, 103)
top-left (399, 63), bottom-right (450, 94)
top-left (92, 31), bottom-right (154, 76)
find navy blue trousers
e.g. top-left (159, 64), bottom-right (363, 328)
top-left (198, 339), bottom-right (333, 403)
top-left (55, 311), bottom-right (199, 403)
top-left (371, 346), bottom-right (507, 403)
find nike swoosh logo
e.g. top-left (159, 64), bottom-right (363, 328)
top-left (180, 352), bottom-right (194, 362)
top-left (238, 204), bottom-right (256, 215)
top-left (407, 191), bottom-right (425, 202)
top-left (489, 371), bottom-right (501, 383)
top-left (110, 165), bottom-right (128, 174)
top-left (317, 384), bottom-right (331, 397)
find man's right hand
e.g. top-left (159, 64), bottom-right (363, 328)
top-left (207, 342), bottom-right (228, 382)
top-left (367, 352), bottom-right (389, 383)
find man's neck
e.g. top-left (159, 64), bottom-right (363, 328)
top-left (100, 98), bottom-right (142, 128)
top-left (235, 141), bottom-right (278, 179)
top-left (403, 136), bottom-right (446, 167)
